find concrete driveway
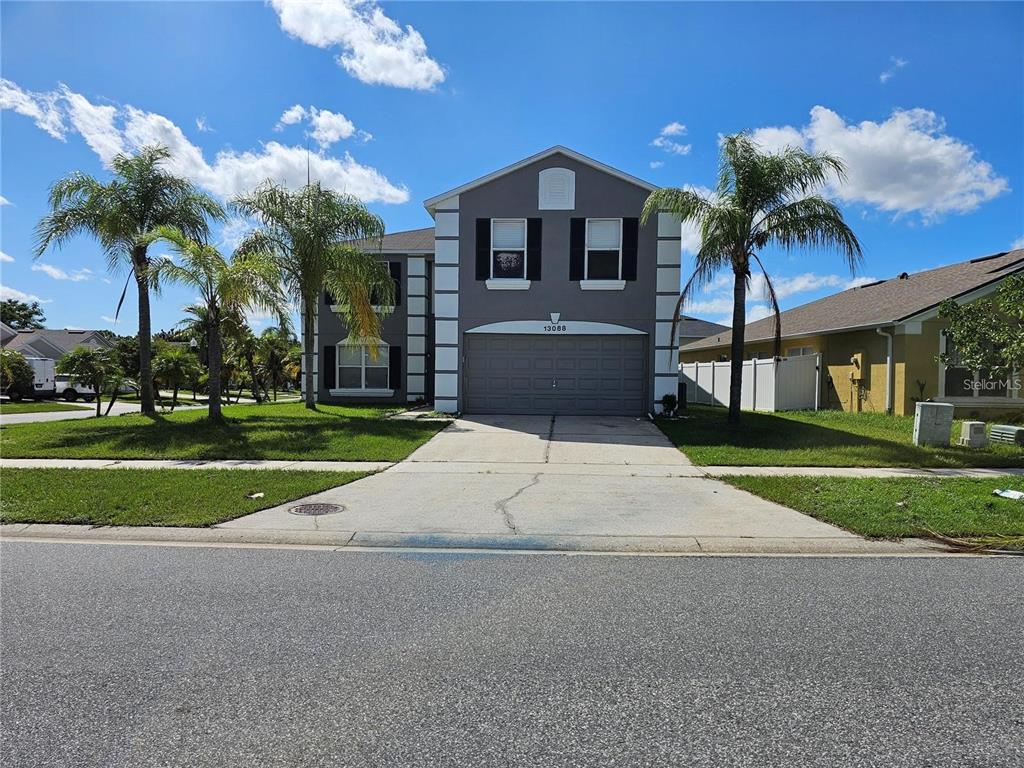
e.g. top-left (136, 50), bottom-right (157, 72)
top-left (223, 414), bottom-right (858, 550)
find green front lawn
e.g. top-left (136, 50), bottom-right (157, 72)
top-left (0, 401), bottom-right (447, 461)
top-left (726, 475), bottom-right (1024, 543)
top-left (0, 468), bottom-right (366, 527)
top-left (0, 400), bottom-right (89, 414)
top-left (657, 406), bottom-right (1024, 467)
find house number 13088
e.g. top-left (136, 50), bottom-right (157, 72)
top-left (544, 324), bottom-right (567, 332)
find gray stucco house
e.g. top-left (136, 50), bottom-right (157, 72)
top-left (309, 146), bottom-right (685, 415)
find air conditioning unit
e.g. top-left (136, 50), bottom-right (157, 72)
top-left (990, 424), bottom-right (1024, 446)
top-left (958, 421), bottom-right (987, 449)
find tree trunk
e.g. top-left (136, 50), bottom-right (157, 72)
top-left (728, 268), bottom-right (747, 425)
top-left (95, 391), bottom-right (102, 418)
top-left (104, 390), bottom-right (119, 416)
top-left (302, 300), bottom-right (316, 410)
top-left (171, 385), bottom-right (179, 410)
top-left (208, 323), bottom-right (223, 422)
top-left (134, 250), bottom-right (156, 416)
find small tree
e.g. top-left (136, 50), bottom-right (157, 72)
top-left (939, 274), bottom-right (1024, 381)
top-left (258, 327), bottom-right (293, 401)
top-left (57, 347), bottom-right (124, 417)
top-left (0, 349), bottom-right (35, 399)
top-left (152, 343), bottom-right (203, 410)
top-left (0, 299), bottom-right (46, 329)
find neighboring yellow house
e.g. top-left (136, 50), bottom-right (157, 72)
top-left (680, 249), bottom-right (1024, 419)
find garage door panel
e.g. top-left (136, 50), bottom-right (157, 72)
top-left (464, 334), bottom-right (649, 415)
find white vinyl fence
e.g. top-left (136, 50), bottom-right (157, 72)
top-left (679, 354), bottom-right (821, 412)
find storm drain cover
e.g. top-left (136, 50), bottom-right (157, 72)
top-left (289, 503), bottom-right (344, 517)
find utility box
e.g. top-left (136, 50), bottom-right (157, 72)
top-left (913, 402), bottom-right (954, 447)
top-left (958, 421), bottom-right (988, 449)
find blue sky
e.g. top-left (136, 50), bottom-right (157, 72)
top-left (1, 1), bottom-right (1021, 332)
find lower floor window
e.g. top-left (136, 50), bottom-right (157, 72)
top-left (338, 343), bottom-right (389, 390)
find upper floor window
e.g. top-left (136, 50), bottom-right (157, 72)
top-left (586, 218), bottom-right (622, 280)
top-left (338, 342), bottom-right (389, 390)
top-left (491, 219), bottom-right (527, 280)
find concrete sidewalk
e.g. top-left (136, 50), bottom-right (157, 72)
top-left (1, 457), bottom-right (1019, 477)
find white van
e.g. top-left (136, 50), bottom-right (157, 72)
top-left (54, 374), bottom-right (96, 402)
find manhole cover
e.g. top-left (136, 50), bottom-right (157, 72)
top-left (289, 503), bottom-right (345, 517)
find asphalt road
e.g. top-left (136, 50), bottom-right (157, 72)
top-left (2, 543), bottom-right (1022, 767)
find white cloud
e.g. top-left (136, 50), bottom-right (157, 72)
top-left (0, 251), bottom-right (13, 263)
top-left (0, 195), bottom-right (10, 206)
top-left (1011, 236), bottom-right (1024, 250)
top-left (651, 122), bottom-right (691, 156)
top-left (0, 78), bottom-right (66, 139)
top-left (276, 104), bottom-right (368, 148)
top-left (100, 315), bottom-right (120, 324)
top-left (649, 161), bottom-right (664, 170)
top-left (1, 79), bottom-right (408, 204)
top-left (32, 263), bottom-right (94, 282)
top-left (269, 0), bottom-right (445, 91)
top-left (879, 57), bottom-right (908, 84)
top-left (0, 284), bottom-right (51, 304)
top-left (62, 86), bottom-right (124, 164)
top-left (195, 116), bottom-right (213, 133)
top-left (750, 106), bottom-right (1009, 221)
top-left (219, 218), bottom-right (255, 251)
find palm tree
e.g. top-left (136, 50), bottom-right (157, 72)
top-left (258, 327), bottom-right (293, 401)
top-left (642, 134), bottom-right (862, 424)
top-left (34, 145), bottom-right (224, 415)
top-left (151, 343), bottom-right (202, 410)
top-left (232, 181), bottom-right (394, 409)
top-left (56, 347), bottom-right (124, 418)
top-left (149, 227), bottom-right (286, 421)
top-left (225, 324), bottom-right (263, 403)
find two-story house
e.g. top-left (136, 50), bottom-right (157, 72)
top-left (312, 146), bottom-right (683, 415)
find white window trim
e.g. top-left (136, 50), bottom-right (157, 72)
top-left (937, 331), bottom-right (1020, 404)
top-left (580, 280), bottom-right (626, 291)
top-left (336, 341), bottom-right (391, 393)
top-left (490, 218), bottom-right (528, 282)
top-left (584, 218), bottom-right (623, 281)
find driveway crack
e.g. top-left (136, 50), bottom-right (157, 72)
top-left (495, 473), bottom-right (540, 534)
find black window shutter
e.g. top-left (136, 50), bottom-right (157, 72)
top-left (526, 218), bottom-right (542, 281)
top-left (389, 346), bottom-right (402, 390)
top-left (389, 262), bottom-right (402, 306)
top-left (323, 345), bottom-right (336, 389)
top-left (622, 217), bottom-right (639, 281)
top-left (475, 218), bottom-right (490, 280)
top-left (569, 218), bottom-right (585, 281)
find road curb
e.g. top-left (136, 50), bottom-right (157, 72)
top-left (1, 523), bottom-right (947, 555)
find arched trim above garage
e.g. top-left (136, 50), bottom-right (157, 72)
top-left (465, 320), bottom-right (647, 335)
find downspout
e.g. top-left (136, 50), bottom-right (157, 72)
top-left (876, 326), bottom-right (894, 415)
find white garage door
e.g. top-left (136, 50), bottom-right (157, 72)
top-left (463, 334), bottom-right (648, 415)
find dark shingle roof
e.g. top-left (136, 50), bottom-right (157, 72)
top-left (354, 226), bottom-right (435, 253)
top-left (678, 316), bottom-right (729, 340)
top-left (682, 249), bottom-right (1024, 351)
top-left (4, 329), bottom-right (113, 356)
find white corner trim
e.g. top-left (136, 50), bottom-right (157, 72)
top-left (579, 279), bottom-right (626, 291)
top-left (329, 388), bottom-right (395, 397)
top-left (485, 279), bottom-right (531, 290)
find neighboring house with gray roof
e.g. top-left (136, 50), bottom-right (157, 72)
top-left (2, 328), bottom-right (114, 361)
top-left (311, 145), bottom-right (689, 415)
top-left (680, 249), bottom-right (1024, 417)
top-left (676, 316), bottom-right (729, 362)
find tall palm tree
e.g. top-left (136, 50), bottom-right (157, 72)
top-left (642, 134), bottom-right (862, 424)
top-left (258, 327), bottom-right (293, 401)
top-left (149, 227), bottom-right (287, 421)
top-left (34, 145), bottom-right (224, 415)
top-left (232, 181), bottom-right (394, 409)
